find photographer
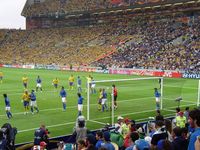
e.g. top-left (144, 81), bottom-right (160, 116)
top-left (34, 124), bottom-right (50, 147)
top-left (0, 129), bottom-right (6, 149)
top-left (0, 123), bottom-right (17, 150)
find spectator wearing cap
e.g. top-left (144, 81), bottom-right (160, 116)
top-left (188, 109), bottom-right (200, 150)
top-left (134, 139), bottom-right (150, 150)
top-left (114, 116), bottom-right (124, 134)
top-left (101, 131), bottom-right (115, 150)
top-left (72, 116), bottom-right (88, 143)
top-left (171, 127), bottom-right (188, 150)
top-left (176, 111), bottom-right (186, 128)
top-left (125, 131), bottom-right (139, 150)
top-left (121, 118), bottom-right (130, 138)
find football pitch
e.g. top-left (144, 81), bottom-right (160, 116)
top-left (0, 67), bottom-right (199, 144)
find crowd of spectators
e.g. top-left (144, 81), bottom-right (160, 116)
top-left (0, 13), bottom-right (200, 73)
top-left (31, 107), bottom-right (200, 150)
top-left (93, 15), bottom-right (200, 73)
top-left (0, 25), bottom-right (114, 66)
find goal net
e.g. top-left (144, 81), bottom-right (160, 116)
top-left (86, 77), bottom-right (163, 125)
top-left (86, 78), bottom-right (200, 126)
top-left (162, 79), bottom-right (200, 112)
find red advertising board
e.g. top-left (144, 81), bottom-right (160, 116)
top-left (109, 68), bottom-right (182, 78)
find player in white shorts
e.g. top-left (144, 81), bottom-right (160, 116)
top-left (60, 86), bottom-right (67, 111)
top-left (36, 76), bottom-right (42, 92)
top-left (3, 94), bottom-right (12, 119)
top-left (77, 93), bottom-right (84, 116)
top-left (154, 88), bottom-right (161, 110)
top-left (30, 90), bottom-right (39, 114)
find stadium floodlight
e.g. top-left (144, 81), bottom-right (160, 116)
top-left (86, 77), bottom-right (163, 125)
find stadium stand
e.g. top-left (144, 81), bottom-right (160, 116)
top-left (92, 15), bottom-right (200, 73)
top-left (0, 26), bottom-right (116, 65)
top-left (1, 5), bottom-right (200, 73)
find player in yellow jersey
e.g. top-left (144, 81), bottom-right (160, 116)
top-left (22, 90), bottom-right (30, 115)
top-left (52, 78), bottom-right (59, 89)
top-left (22, 75), bottom-right (28, 89)
top-left (98, 88), bottom-right (103, 111)
top-left (68, 75), bottom-right (75, 90)
top-left (0, 71), bottom-right (3, 83)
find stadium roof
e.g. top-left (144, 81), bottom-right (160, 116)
top-left (21, 0), bottom-right (199, 18)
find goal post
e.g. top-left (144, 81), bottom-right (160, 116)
top-left (86, 77), bottom-right (163, 125)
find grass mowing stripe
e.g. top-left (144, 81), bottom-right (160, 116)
top-left (0, 96), bottom-right (155, 117)
top-left (18, 104), bottom-right (191, 134)
top-left (164, 85), bottom-right (198, 90)
top-left (18, 121), bottom-right (76, 133)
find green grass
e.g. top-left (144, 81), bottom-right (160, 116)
top-left (0, 67), bottom-right (199, 144)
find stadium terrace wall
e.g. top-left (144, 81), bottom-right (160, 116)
top-left (1, 64), bottom-right (200, 79)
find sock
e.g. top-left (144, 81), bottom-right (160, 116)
top-left (102, 105), bottom-right (104, 112)
top-left (105, 104), bottom-right (108, 110)
top-left (63, 103), bottom-right (66, 110)
top-left (6, 112), bottom-right (10, 118)
top-left (98, 104), bottom-right (101, 110)
top-left (35, 107), bottom-right (39, 113)
top-left (9, 112), bottom-right (12, 118)
top-left (31, 107), bottom-right (33, 113)
top-left (78, 111), bottom-right (82, 116)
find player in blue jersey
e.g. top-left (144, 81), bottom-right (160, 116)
top-left (154, 88), bottom-right (161, 110)
top-left (3, 94), bottom-right (12, 119)
top-left (77, 76), bottom-right (82, 93)
top-left (77, 93), bottom-right (84, 116)
top-left (101, 89), bottom-right (108, 112)
top-left (36, 76), bottom-right (42, 92)
top-left (30, 90), bottom-right (39, 114)
top-left (60, 86), bottom-right (67, 111)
